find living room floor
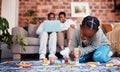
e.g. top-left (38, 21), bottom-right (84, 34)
top-left (0, 52), bottom-right (63, 63)
top-left (0, 54), bottom-right (38, 63)
top-left (1, 52), bottom-right (120, 63)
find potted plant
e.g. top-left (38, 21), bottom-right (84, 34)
top-left (0, 16), bottom-right (13, 59)
top-left (25, 9), bottom-right (35, 24)
top-left (23, 9), bottom-right (35, 31)
top-left (14, 34), bottom-right (28, 51)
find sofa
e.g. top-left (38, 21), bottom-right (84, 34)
top-left (106, 24), bottom-right (120, 56)
top-left (12, 24), bottom-right (61, 60)
top-left (102, 23), bottom-right (120, 56)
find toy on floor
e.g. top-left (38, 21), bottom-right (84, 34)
top-left (7, 61), bottom-right (20, 66)
top-left (55, 63), bottom-right (76, 68)
top-left (7, 61), bottom-right (12, 64)
top-left (55, 60), bottom-right (61, 65)
top-left (42, 58), bottom-right (50, 66)
top-left (63, 65), bottom-right (76, 68)
top-left (49, 56), bottom-right (58, 65)
top-left (117, 64), bottom-right (120, 68)
top-left (64, 58), bottom-right (69, 63)
top-left (108, 59), bottom-right (120, 65)
top-left (41, 57), bottom-right (62, 66)
top-left (106, 63), bottom-right (113, 67)
top-left (86, 62), bottom-right (100, 67)
top-left (74, 48), bottom-right (80, 65)
top-left (16, 61), bottom-right (32, 68)
top-left (62, 58), bottom-right (75, 64)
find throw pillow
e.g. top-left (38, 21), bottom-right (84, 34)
top-left (113, 24), bottom-right (120, 30)
top-left (28, 24), bottom-right (38, 37)
top-left (102, 24), bottom-right (112, 33)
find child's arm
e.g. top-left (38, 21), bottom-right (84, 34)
top-left (79, 28), bottom-right (110, 56)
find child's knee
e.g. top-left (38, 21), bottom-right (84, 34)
top-left (93, 45), bottom-right (111, 63)
top-left (93, 52), bottom-right (110, 63)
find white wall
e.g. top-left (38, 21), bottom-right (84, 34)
top-left (1, 0), bottom-right (19, 34)
top-left (1, 0), bottom-right (19, 58)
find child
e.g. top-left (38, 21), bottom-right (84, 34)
top-left (70, 16), bottom-right (112, 63)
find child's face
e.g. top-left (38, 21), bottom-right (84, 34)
top-left (80, 27), bottom-right (96, 41)
top-left (59, 14), bottom-right (66, 23)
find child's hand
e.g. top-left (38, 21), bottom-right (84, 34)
top-left (62, 30), bottom-right (67, 33)
top-left (69, 51), bottom-right (75, 61)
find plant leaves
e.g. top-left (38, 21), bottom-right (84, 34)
top-left (0, 17), bottom-right (12, 49)
top-left (15, 34), bottom-right (21, 44)
top-left (0, 17), bottom-right (9, 30)
top-left (21, 38), bottom-right (28, 45)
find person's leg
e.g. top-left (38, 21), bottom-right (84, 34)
top-left (48, 32), bottom-right (57, 58)
top-left (93, 45), bottom-right (111, 63)
top-left (60, 28), bottom-right (74, 59)
top-left (79, 52), bottom-right (94, 63)
top-left (39, 32), bottom-right (48, 59)
top-left (57, 31), bottom-right (65, 50)
top-left (67, 27), bottom-right (74, 48)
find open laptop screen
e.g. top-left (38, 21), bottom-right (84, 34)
top-left (43, 20), bottom-right (61, 32)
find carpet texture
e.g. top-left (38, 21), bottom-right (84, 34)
top-left (0, 57), bottom-right (120, 72)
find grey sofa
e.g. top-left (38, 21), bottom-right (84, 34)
top-left (12, 24), bottom-right (61, 60)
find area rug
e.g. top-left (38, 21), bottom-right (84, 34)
top-left (0, 57), bottom-right (120, 72)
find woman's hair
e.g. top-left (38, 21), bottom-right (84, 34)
top-left (81, 16), bottom-right (100, 31)
top-left (58, 11), bottom-right (66, 17)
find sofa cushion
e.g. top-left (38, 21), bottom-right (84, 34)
top-left (102, 24), bottom-right (112, 33)
top-left (24, 37), bottom-right (40, 46)
top-left (106, 28), bottom-right (120, 54)
top-left (113, 24), bottom-right (120, 30)
top-left (28, 24), bottom-right (38, 37)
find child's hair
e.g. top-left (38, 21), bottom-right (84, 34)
top-left (48, 12), bottom-right (55, 20)
top-left (81, 16), bottom-right (100, 31)
top-left (58, 11), bottom-right (66, 17)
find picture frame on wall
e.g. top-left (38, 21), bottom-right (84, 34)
top-left (71, 2), bottom-right (90, 17)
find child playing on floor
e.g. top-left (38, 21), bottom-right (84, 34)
top-left (69, 16), bottom-right (113, 63)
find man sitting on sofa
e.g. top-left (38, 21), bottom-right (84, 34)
top-left (57, 11), bottom-right (76, 59)
top-left (36, 12), bottom-right (57, 60)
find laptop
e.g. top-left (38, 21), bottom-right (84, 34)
top-left (43, 20), bottom-right (62, 32)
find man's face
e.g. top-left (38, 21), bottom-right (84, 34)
top-left (80, 27), bottom-right (96, 41)
top-left (49, 14), bottom-right (55, 20)
top-left (59, 14), bottom-right (66, 23)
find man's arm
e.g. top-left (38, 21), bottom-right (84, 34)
top-left (69, 19), bottom-right (76, 29)
top-left (36, 23), bottom-right (44, 35)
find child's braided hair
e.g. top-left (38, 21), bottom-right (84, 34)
top-left (81, 16), bottom-right (100, 31)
